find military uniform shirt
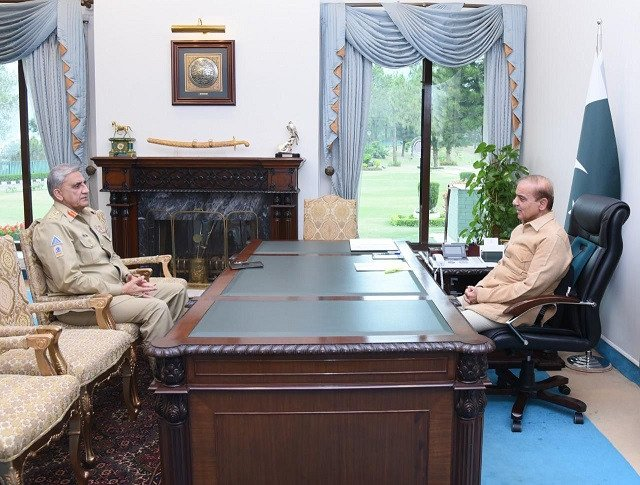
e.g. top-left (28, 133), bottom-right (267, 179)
top-left (32, 201), bottom-right (132, 297)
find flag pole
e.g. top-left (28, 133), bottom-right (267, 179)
top-left (596, 19), bottom-right (602, 54)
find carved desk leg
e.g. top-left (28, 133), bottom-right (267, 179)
top-left (452, 353), bottom-right (488, 485)
top-left (154, 356), bottom-right (191, 485)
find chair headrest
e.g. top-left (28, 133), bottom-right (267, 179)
top-left (568, 194), bottom-right (630, 245)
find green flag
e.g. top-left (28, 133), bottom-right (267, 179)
top-left (566, 52), bottom-right (620, 224)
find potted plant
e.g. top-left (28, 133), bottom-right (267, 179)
top-left (460, 142), bottom-right (528, 244)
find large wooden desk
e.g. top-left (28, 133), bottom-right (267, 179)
top-left (149, 241), bottom-right (494, 485)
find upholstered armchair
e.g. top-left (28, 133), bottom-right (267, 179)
top-left (0, 329), bottom-right (87, 485)
top-left (482, 195), bottom-right (630, 432)
top-left (20, 217), bottom-right (177, 339)
top-left (0, 235), bottom-right (139, 468)
top-left (303, 194), bottom-right (358, 240)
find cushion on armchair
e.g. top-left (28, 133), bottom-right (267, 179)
top-left (0, 328), bottom-right (133, 385)
top-left (0, 374), bottom-right (80, 462)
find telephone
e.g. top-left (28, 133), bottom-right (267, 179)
top-left (441, 243), bottom-right (467, 260)
top-left (432, 253), bottom-right (445, 265)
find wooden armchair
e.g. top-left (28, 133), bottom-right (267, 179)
top-left (20, 218), bottom-right (177, 340)
top-left (0, 235), bottom-right (139, 468)
top-left (303, 194), bottom-right (358, 240)
top-left (0, 329), bottom-right (87, 485)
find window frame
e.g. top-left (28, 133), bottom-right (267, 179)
top-left (17, 60), bottom-right (34, 227)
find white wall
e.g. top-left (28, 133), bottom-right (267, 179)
top-left (523, 1), bottom-right (640, 364)
top-left (93, 0), bottom-right (321, 213)
top-left (92, 0), bottom-right (639, 363)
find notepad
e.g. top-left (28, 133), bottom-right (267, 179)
top-left (350, 238), bottom-right (398, 252)
top-left (354, 261), bottom-right (411, 272)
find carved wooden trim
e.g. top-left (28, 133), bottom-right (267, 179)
top-left (148, 341), bottom-right (495, 358)
top-left (133, 167), bottom-right (269, 192)
top-left (158, 356), bottom-right (186, 386)
top-left (155, 393), bottom-right (188, 424)
top-left (457, 353), bottom-right (488, 383)
top-left (455, 389), bottom-right (487, 420)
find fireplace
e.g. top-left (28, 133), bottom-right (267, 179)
top-left (139, 193), bottom-right (263, 284)
top-left (92, 156), bottom-right (303, 282)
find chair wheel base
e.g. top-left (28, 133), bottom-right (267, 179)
top-left (566, 353), bottom-right (612, 373)
top-left (511, 420), bottom-right (522, 432)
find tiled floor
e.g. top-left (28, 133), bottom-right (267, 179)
top-left (556, 351), bottom-right (640, 474)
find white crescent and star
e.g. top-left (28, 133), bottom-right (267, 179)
top-left (568, 160), bottom-right (589, 215)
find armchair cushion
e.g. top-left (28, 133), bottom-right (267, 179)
top-left (0, 374), bottom-right (80, 462)
top-left (0, 235), bottom-right (33, 327)
top-left (0, 328), bottom-right (133, 386)
top-left (303, 195), bottom-right (358, 240)
top-left (570, 236), bottom-right (598, 286)
top-left (55, 321), bottom-right (140, 338)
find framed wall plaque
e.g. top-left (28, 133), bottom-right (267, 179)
top-left (171, 40), bottom-right (236, 105)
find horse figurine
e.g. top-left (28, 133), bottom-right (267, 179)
top-left (111, 121), bottom-right (133, 138)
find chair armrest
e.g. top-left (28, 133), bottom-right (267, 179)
top-left (27, 294), bottom-right (117, 330)
top-left (131, 268), bottom-right (152, 281)
top-left (504, 296), bottom-right (581, 317)
top-left (502, 296), bottom-right (597, 347)
top-left (0, 326), bottom-right (64, 376)
top-left (121, 254), bottom-right (172, 278)
top-left (0, 324), bottom-right (61, 337)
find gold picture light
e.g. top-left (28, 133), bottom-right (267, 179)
top-left (171, 18), bottom-right (225, 34)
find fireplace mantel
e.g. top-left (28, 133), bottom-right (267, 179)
top-left (92, 156), bottom-right (304, 257)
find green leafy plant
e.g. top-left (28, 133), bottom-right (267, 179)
top-left (429, 182), bottom-right (439, 212)
top-left (460, 142), bottom-right (528, 243)
top-left (390, 214), bottom-right (419, 227)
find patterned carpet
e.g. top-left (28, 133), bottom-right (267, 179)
top-left (22, 352), bottom-right (161, 484)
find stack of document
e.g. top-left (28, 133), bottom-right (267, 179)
top-left (354, 261), bottom-right (411, 272)
top-left (349, 238), bottom-right (398, 252)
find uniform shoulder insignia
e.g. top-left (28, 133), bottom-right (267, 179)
top-left (51, 235), bottom-right (64, 257)
top-left (47, 210), bottom-right (62, 220)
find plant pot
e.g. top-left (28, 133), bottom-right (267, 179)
top-left (189, 257), bottom-right (208, 284)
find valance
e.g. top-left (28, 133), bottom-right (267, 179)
top-left (320, 3), bottom-right (526, 199)
top-left (0, 0), bottom-right (57, 63)
top-left (0, 0), bottom-right (88, 168)
top-left (347, 4), bottom-right (503, 69)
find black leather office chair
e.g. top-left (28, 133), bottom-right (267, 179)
top-left (482, 194), bottom-right (630, 432)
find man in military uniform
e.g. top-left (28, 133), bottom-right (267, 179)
top-left (32, 164), bottom-right (188, 344)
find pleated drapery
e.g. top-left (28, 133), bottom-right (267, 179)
top-left (320, 2), bottom-right (527, 198)
top-left (0, 0), bottom-right (56, 63)
top-left (22, 34), bottom-right (75, 167)
top-left (0, 0), bottom-right (88, 169)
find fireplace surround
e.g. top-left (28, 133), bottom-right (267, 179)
top-left (92, 156), bottom-right (303, 263)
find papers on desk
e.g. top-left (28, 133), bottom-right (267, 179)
top-left (354, 261), bottom-right (411, 272)
top-left (371, 253), bottom-right (403, 260)
top-left (429, 256), bottom-right (491, 269)
top-left (349, 238), bottom-right (398, 252)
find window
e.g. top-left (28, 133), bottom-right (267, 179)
top-left (358, 58), bottom-right (484, 245)
top-left (0, 61), bottom-right (49, 241)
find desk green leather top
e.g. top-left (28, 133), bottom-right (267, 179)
top-left (222, 255), bottom-right (424, 296)
top-left (254, 240), bottom-right (351, 254)
top-left (191, 299), bottom-right (452, 338)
